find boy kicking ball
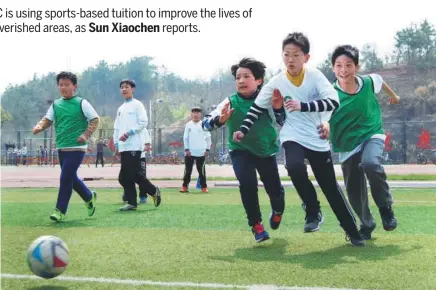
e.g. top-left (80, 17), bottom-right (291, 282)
top-left (32, 71), bottom-right (99, 222)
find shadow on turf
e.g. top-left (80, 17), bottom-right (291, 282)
top-left (28, 286), bottom-right (68, 290)
top-left (212, 238), bottom-right (422, 269)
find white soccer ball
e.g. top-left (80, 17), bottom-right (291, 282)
top-left (27, 235), bottom-right (69, 279)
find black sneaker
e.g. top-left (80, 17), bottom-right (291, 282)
top-left (379, 206), bottom-right (397, 231)
top-left (304, 210), bottom-right (324, 233)
top-left (359, 223), bottom-right (376, 240)
top-left (152, 187), bottom-right (161, 207)
top-left (345, 232), bottom-right (366, 247)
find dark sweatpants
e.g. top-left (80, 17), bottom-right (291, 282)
top-left (230, 150), bottom-right (285, 227)
top-left (283, 141), bottom-right (359, 235)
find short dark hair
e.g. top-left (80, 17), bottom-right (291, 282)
top-left (331, 45), bottom-right (359, 65)
top-left (56, 71), bottom-right (77, 85)
top-left (282, 32), bottom-right (310, 54)
top-left (231, 58), bottom-right (266, 89)
top-left (191, 107), bottom-right (202, 113)
top-left (120, 79), bottom-right (136, 88)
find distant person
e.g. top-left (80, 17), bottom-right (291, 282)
top-left (32, 71), bottom-right (99, 222)
top-left (22, 144), bottom-right (27, 166)
top-left (180, 107), bottom-right (212, 193)
top-left (96, 138), bottom-right (106, 167)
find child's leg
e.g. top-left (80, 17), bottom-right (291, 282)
top-left (195, 156), bottom-right (207, 188)
top-left (255, 155), bottom-right (285, 214)
top-left (361, 138), bottom-right (396, 230)
top-left (342, 153), bottom-right (375, 229)
top-left (282, 141), bottom-right (321, 219)
top-left (230, 150), bottom-right (261, 226)
top-left (361, 139), bottom-right (393, 208)
top-left (306, 149), bottom-right (360, 237)
top-left (182, 156), bottom-right (195, 187)
top-left (137, 157), bottom-right (156, 197)
top-left (120, 151), bottom-right (141, 207)
top-left (56, 151), bottom-right (88, 214)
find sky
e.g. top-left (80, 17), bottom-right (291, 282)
top-left (0, 0), bottom-right (435, 94)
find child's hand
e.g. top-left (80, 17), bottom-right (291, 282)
top-left (219, 102), bottom-right (234, 124)
top-left (32, 125), bottom-right (42, 135)
top-left (77, 134), bottom-right (87, 143)
top-left (144, 143), bottom-right (152, 152)
top-left (233, 131), bottom-right (245, 142)
top-left (271, 89), bottom-right (284, 109)
top-left (119, 133), bottom-right (129, 142)
top-left (185, 150), bottom-right (191, 157)
top-left (285, 100), bottom-right (301, 112)
top-left (317, 122), bottom-right (330, 140)
top-left (388, 95), bottom-right (400, 105)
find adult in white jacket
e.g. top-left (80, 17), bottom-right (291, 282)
top-left (114, 79), bottom-right (161, 210)
top-left (180, 107), bottom-right (212, 193)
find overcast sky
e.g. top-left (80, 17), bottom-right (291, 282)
top-left (0, 0), bottom-right (435, 93)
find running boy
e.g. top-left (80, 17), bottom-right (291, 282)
top-left (203, 58), bottom-right (285, 243)
top-left (316, 45), bottom-right (399, 239)
top-left (32, 71), bottom-right (98, 222)
top-left (233, 33), bottom-right (365, 246)
top-left (114, 79), bottom-right (161, 211)
top-left (180, 107), bottom-right (212, 193)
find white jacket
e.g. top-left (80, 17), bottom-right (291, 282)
top-left (113, 98), bottom-right (148, 152)
top-left (184, 120), bottom-right (212, 157)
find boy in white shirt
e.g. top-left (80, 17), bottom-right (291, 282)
top-left (180, 107), bottom-right (212, 193)
top-left (233, 32), bottom-right (364, 246)
top-left (114, 79), bottom-right (161, 210)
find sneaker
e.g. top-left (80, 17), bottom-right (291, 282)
top-left (304, 210), bottom-right (324, 233)
top-left (179, 186), bottom-right (189, 193)
top-left (201, 187), bottom-right (208, 193)
top-left (252, 222), bottom-right (270, 243)
top-left (139, 196), bottom-right (147, 204)
top-left (379, 206), bottom-right (397, 231)
top-left (50, 209), bottom-right (66, 222)
top-left (119, 204), bottom-right (137, 211)
top-left (152, 187), bottom-right (161, 207)
top-left (359, 223), bottom-right (376, 240)
top-left (269, 211), bottom-right (283, 230)
top-left (345, 232), bottom-right (366, 247)
top-left (86, 191), bottom-right (97, 217)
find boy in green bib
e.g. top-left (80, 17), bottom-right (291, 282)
top-left (33, 72), bottom-right (99, 222)
top-left (319, 45), bottom-right (400, 239)
top-left (202, 58), bottom-right (285, 243)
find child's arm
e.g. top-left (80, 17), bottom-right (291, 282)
top-left (113, 108), bottom-right (120, 151)
top-left (286, 70), bottom-right (339, 113)
top-left (78, 100), bottom-right (100, 142)
top-left (202, 98), bottom-right (231, 131)
top-left (381, 80), bottom-right (400, 104)
top-left (238, 80), bottom-right (275, 135)
top-left (205, 131), bottom-right (212, 152)
top-left (32, 104), bottom-right (54, 134)
top-left (183, 123), bottom-right (190, 155)
top-left (128, 102), bottom-right (148, 136)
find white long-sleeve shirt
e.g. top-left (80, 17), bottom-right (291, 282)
top-left (113, 98), bottom-right (148, 152)
top-left (183, 120), bottom-right (212, 157)
top-left (240, 67), bottom-right (339, 152)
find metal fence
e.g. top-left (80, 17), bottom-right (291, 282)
top-left (2, 120), bottom-right (436, 166)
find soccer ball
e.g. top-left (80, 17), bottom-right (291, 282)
top-left (27, 235), bottom-right (69, 279)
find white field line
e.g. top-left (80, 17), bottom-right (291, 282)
top-left (1, 273), bottom-right (372, 290)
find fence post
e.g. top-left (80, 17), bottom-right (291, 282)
top-left (402, 121), bottom-right (407, 164)
top-left (44, 130), bottom-right (48, 149)
top-left (17, 131), bottom-right (21, 148)
top-left (158, 128), bottom-right (162, 154)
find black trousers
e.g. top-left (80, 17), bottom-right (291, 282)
top-left (136, 157), bottom-right (157, 198)
top-left (230, 150), bottom-right (285, 227)
top-left (183, 156), bottom-right (207, 188)
top-left (96, 152), bottom-right (104, 167)
top-left (119, 151), bottom-right (142, 206)
top-left (283, 141), bottom-right (359, 235)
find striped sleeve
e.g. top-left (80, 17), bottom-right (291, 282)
top-left (239, 103), bottom-right (268, 135)
top-left (300, 98), bottom-right (339, 112)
